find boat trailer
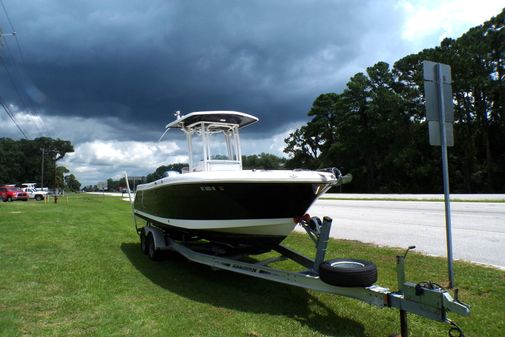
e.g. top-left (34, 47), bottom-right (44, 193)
top-left (137, 216), bottom-right (470, 337)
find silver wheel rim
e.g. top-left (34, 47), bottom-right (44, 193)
top-left (330, 261), bottom-right (365, 268)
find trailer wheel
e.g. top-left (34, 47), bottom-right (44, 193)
top-left (319, 258), bottom-right (377, 287)
top-left (146, 233), bottom-right (161, 261)
top-left (35, 195), bottom-right (43, 201)
top-left (140, 229), bottom-right (148, 254)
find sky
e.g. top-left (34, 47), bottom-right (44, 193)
top-left (0, 0), bottom-right (503, 187)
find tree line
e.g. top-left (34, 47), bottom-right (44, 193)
top-left (94, 10), bottom-right (505, 194)
top-left (0, 137), bottom-right (81, 191)
top-left (284, 9), bottom-right (505, 193)
top-left (103, 153), bottom-right (287, 189)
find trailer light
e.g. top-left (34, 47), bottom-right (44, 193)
top-left (293, 214), bottom-right (312, 224)
top-left (383, 294), bottom-right (389, 306)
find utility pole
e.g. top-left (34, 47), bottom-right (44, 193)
top-left (54, 155), bottom-right (58, 203)
top-left (40, 148), bottom-right (45, 188)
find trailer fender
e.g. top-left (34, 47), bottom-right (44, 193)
top-left (142, 226), bottom-right (170, 251)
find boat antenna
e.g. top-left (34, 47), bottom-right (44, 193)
top-left (158, 110), bottom-right (181, 142)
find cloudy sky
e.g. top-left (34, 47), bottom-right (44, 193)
top-left (0, 0), bottom-right (503, 186)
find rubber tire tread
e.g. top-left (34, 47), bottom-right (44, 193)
top-left (319, 258), bottom-right (377, 287)
top-left (147, 233), bottom-right (160, 261)
top-left (140, 229), bottom-right (149, 254)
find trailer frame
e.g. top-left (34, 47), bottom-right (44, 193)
top-left (137, 216), bottom-right (470, 336)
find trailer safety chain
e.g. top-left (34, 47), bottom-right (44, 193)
top-left (447, 319), bottom-right (465, 337)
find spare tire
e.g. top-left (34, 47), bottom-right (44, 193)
top-left (319, 258), bottom-right (377, 287)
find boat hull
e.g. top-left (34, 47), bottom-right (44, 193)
top-left (133, 170), bottom-right (336, 253)
top-left (135, 209), bottom-right (294, 253)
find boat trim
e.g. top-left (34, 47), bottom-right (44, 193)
top-left (136, 170), bottom-right (337, 191)
top-left (134, 209), bottom-right (296, 234)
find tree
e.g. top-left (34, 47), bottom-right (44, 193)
top-left (55, 166), bottom-right (69, 190)
top-left (283, 8), bottom-right (505, 193)
top-left (0, 138), bottom-right (23, 185)
top-left (242, 153), bottom-right (286, 170)
top-left (39, 137), bottom-right (74, 189)
top-left (0, 137), bottom-right (74, 188)
top-left (64, 174), bottom-right (81, 192)
top-left (283, 126), bottom-right (320, 169)
top-left (145, 163), bottom-right (188, 183)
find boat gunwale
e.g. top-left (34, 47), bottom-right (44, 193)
top-left (135, 170), bottom-right (337, 191)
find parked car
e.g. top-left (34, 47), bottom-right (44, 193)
top-left (121, 188), bottom-right (133, 194)
top-left (0, 186), bottom-right (29, 202)
top-left (22, 187), bottom-right (48, 201)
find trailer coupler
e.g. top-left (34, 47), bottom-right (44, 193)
top-left (388, 246), bottom-right (470, 336)
top-left (386, 281), bottom-right (470, 319)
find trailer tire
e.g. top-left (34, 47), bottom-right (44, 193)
top-left (35, 195), bottom-right (43, 201)
top-left (147, 233), bottom-right (161, 261)
top-left (319, 258), bottom-right (377, 287)
top-left (140, 229), bottom-right (148, 254)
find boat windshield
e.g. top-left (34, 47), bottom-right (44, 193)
top-left (190, 137), bottom-right (204, 163)
top-left (208, 129), bottom-right (238, 161)
top-left (187, 122), bottom-right (242, 171)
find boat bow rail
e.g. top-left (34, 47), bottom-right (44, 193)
top-left (316, 167), bottom-right (353, 188)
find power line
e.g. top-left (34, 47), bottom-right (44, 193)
top-left (0, 95), bottom-right (28, 138)
top-left (0, 48), bottom-right (39, 129)
top-left (1, 0), bottom-right (32, 81)
top-left (0, 41), bottom-right (44, 135)
top-left (0, 0), bottom-right (14, 32)
top-left (0, 0), bottom-right (47, 137)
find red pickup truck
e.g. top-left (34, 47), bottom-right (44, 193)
top-left (0, 186), bottom-right (29, 202)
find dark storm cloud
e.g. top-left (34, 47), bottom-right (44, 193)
top-left (2, 0), bottom-right (405, 140)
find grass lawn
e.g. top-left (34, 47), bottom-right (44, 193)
top-left (1, 194), bottom-right (503, 336)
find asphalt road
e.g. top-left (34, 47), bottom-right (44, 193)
top-left (305, 199), bottom-right (505, 270)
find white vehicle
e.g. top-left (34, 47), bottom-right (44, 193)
top-left (21, 183), bottom-right (48, 201)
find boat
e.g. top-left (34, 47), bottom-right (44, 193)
top-left (133, 111), bottom-right (349, 254)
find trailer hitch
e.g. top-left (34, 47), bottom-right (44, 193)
top-left (390, 246), bottom-right (470, 337)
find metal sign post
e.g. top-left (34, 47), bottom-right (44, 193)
top-left (423, 61), bottom-right (455, 288)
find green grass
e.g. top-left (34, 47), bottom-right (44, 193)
top-left (1, 195), bottom-right (504, 336)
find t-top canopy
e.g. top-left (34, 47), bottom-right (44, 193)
top-left (165, 111), bottom-right (258, 130)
